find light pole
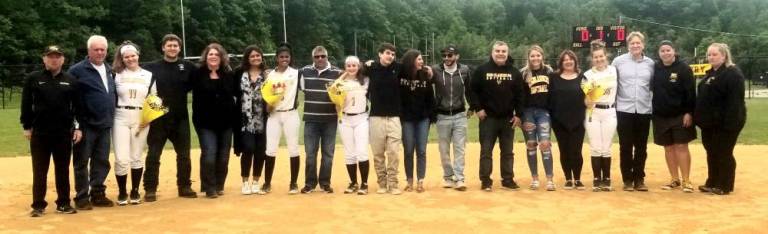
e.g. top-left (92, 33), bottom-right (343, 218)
top-left (282, 0), bottom-right (287, 42)
top-left (180, 0), bottom-right (187, 58)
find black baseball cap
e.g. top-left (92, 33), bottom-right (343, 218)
top-left (43, 45), bottom-right (64, 56)
top-left (441, 45), bottom-right (458, 54)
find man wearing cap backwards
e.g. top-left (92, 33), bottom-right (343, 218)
top-left (68, 35), bottom-right (117, 209)
top-left (431, 45), bottom-right (472, 191)
top-left (21, 45), bottom-right (82, 217)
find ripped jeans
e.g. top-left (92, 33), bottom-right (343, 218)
top-left (522, 107), bottom-right (553, 178)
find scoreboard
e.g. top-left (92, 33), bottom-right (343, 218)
top-left (572, 25), bottom-right (627, 48)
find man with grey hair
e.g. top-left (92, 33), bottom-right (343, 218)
top-left (299, 46), bottom-right (342, 193)
top-left (68, 35), bottom-right (117, 209)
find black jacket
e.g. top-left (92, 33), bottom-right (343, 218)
top-left (469, 57), bottom-right (525, 119)
top-left (191, 67), bottom-right (237, 130)
top-left (694, 66), bottom-right (746, 131)
top-left (20, 70), bottom-right (80, 136)
top-left (432, 63), bottom-right (471, 115)
top-left (366, 61), bottom-right (402, 117)
top-left (143, 59), bottom-right (197, 120)
top-left (651, 59), bottom-right (695, 117)
top-left (400, 69), bottom-right (436, 121)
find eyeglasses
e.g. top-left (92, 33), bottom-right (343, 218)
top-left (313, 55), bottom-right (327, 59)
top-left (442, 54), bottom-right (454, 58)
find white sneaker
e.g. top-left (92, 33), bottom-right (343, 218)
top-left (241, 182), bottom-right (252, 195)
top-left (376, 187), bottom-right (388, 194)
top-left (250, 181), bottom-right (261, 194)
top-left (390, 188), bottom-right (402, 195)
top-left (454, 181), bottom-right (467, 191)
top-left (546, 180), bottom-right (556, 191)
top-left (442, 179), bottom-right (456, 188)
top-left (530, 180), bottom-right (540, 190)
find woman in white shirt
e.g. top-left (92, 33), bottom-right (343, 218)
top-left (111, 42), bottom-right (155, 205)
top-left (330, 56), bottom-right (371, 195)
top-left (583, 40), bottom-right (618, 192)
top-left (261, 43), bottom-right (301, 194)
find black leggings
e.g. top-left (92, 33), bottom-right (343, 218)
top-left (552, 121), bottom-right (585, 181)
top-left (240, 132), bottom-right (266, 178)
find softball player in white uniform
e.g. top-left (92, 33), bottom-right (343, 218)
top-left (334, 56), bottom-right (371, 195)
top-left (583, 41), bottom-right (618, 192)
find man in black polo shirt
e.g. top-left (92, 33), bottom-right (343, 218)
top-left (142, 34), bottom-right (198, 201)
top-left (21, 45), bottom-right (81, 217)
top-left (299, 46), bottom-right (342, 194)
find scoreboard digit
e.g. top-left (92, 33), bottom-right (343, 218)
top-left (572, 25), bottom-right (627, 48)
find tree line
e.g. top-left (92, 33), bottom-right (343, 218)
top-left (2, 0), bottom-right (767, 75)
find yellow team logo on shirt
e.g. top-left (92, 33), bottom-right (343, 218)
top-left (670, 73), bottom-right (678, 83)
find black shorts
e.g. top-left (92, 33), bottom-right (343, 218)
top-left (652, 114), bottom-right (697, 146)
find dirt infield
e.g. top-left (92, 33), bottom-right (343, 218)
top-left (1, 143), bottom-right (766, 233)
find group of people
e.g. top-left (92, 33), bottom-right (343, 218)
top-left (22, 31), bottom-right (746, 218)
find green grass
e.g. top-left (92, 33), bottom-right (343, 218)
top-left (2, 91), bottom-right (767, 157)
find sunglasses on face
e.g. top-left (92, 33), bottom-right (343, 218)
top-left (313, 55), bottom-right (327, 59)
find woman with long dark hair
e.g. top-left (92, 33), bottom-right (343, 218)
top-left (233, 45), bottom-right (269, 195)
top-left (191, 43), bottom-right (236, 198)
top-left (549, 50), bottom-right (587, 190)
top-left (399, 49), bottom-right (436, 193)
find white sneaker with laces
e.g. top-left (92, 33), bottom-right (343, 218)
top-left (241, 182), bottom-right (252, 195)
top-left (442, 179), bottom-right (456, 188)
top-left (530, 180), bottom-right (540, 190)
top-left (251, 181), bottom-right (261, 195)
top-left (546, 180), bottom-right (556, 191)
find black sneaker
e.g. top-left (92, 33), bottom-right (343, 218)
top-left (698, 185), bottom-right (713, 193)
top-left (344, 183), bottom-right (358, 194)
top-left (300, 185), bottom-right (314, 194)
top-left (623, 181), bottom-right (635, 191)
top-left (75, 200), bottom-right (93, 210)
top-left (601, 178), bottom-right (613, 192)
top-left (634, 179), bottom-right (649, 192)
top-left (205, 190), bottom-right (218, 199)
top-left (91, 195), bottom-right (115, 207)
top-left (144, 191), bottom-right (157, 202)
top-left (592, 178), bottom-right (601, 192)
top-left (217, 190), bottom-right (224, 196)
top-left (129, 189), bottom-right (141, 205)
top-left (711, 188), bottom-right (730, 195)
top-left (258, 184), bottom-right (272, 195)
top-left (357, 183), bottom-right (368, 195)
top-left (564, 181), bottom-right (574, 190)
top-left (501, 181), bottom-right (520, 191)
top-left (30, 209), bottom-right (44, 217)
top-left (320, 185), bottom-right (334, 193)
top-left (178, 187), bottom-right (198, 198)
top-left (117, 193), bottom-right (129, 206)
top-left (481, 182), bottom-right (493, 192)
top-left (56, 205), bottom-right (77, 214)
top-left (574, 181), bottom-right (586, 190)
top-left (289, 184), bottom-right (299, 195)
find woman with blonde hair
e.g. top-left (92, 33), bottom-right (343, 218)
top-left (330, 56), bottom-right (371, 195)
top-left (695, 43), bottom-right (746, 195)
top-left (111, 41), bottom-right (155, 205)
top-left (520, 45), bottom-right (555, 191)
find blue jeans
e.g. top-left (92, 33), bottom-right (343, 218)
top-left (402, 118), bottom-right (430, 181)
top-left (73, 126), bottom-right (112, 202)
top-left (196, 127), bottom-right (232, 193)
top-left (304, 121), bottom-right (337, 188)
top-left (436, 113), bottom-right (467, 182)
top-left (522, 107), bottom-right (553, 178)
